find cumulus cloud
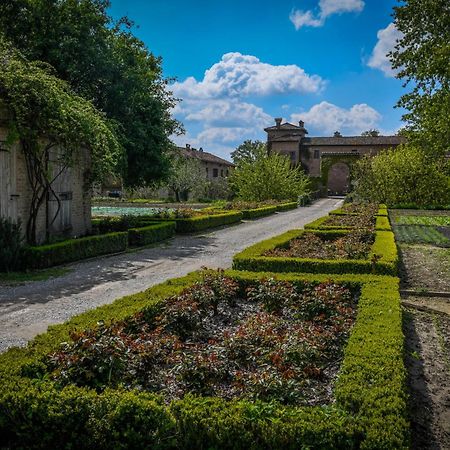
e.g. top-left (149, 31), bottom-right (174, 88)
top-left (291, 101), bottom-right (381, 134)
top-left (368, 22), bottom-right (403, 77)
top-left (290, 0), bottom-right (364, 30)
top-left (172, 52), bottom-right (324, 98)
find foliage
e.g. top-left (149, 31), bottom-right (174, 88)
top-left (0, 218), bottom-right (25, 271)
top-left (360, 129), bottom-right (380, 136)
top-left (0, 0), bottom-right (181, 185)
top-left (23, 232), bottom-right (128, 270)
top-left (0, 271), bottom-right (407, 449)
top-left (202, 177), bottom-right (233, 201)
top-left (233, 229), bottom-right (398, 275)
top-left (230, 140), bottom-right (267, 165)
top-left (264, 230), bottom-right (374, 260)
top-left (165, 154), bottom-right (207, 202)
top-left (230, 149), bottom-right (310, 202)
top-left (352, 145), bottom-right (450, 207)
top-left (0, 37), bottom-right (122, 244)
top-left (393, 215), bottom-right (450, 226)
top-left (390, 0), bottom-right (450, 156)
top-left (127, 222), bottom-right (176, 247)
top-left (393, 224), bottom-right (450, 247)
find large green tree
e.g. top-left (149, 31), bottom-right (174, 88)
top-left (0, 0), bottom-right (181, 185)
top-left (0, 39), bottom-right (121, 244)
top-left (230, 140), bottom-right (267, 166)
top-left (230, 146), bottom-right (310, 202)
top-left (391, 0), bottom-right (450, 156)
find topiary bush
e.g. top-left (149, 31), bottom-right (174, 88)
top-left (0, 217), bottom-right (25, 271)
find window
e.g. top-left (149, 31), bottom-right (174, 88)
top-left (213, 168), bottom-right (218, 178)
top-left (206, 167), bottom-right (209, 176)
top-left (226, 169), bottom-right (229, 177)
top-left (220, 169), bottom-right (224, 177)
top-left (313, 149), bottom-right (320, 159)
top-left (289, 151), bottom-right (296, 163)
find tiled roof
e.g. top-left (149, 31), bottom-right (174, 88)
top-left (301, 136), bottom-right (406, 146)
top-left (176, 147), bottom-right (234, 166)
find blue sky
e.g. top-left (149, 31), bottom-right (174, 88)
top-left (109, 0), bottom-right (405, 160)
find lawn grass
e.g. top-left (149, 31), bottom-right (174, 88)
top-left (393, 225), bottom-right (450, 246)
top-left (0, 267), bottom-right (70, 285)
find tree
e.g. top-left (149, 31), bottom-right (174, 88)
top-left (390, 0), bottom-right (450, 156)
top-left (0, 0), bottom-right (181, 186)
top-left (165, 155), bottom-right (207, 202)
top-left (361, 129), bottom-right (380, 137)
top-left (0, 39), bottom-right (121, 244)
top-left (230, 140), bottom-right (267, 165)
top-left (352, 145), bottom-right (450, 207)
top-left (230, 149), bottom-right (310, 202)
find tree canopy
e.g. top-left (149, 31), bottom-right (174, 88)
top-left (391, 0), bottom-right (450, 156)
top-left (230, 146), bottom-right (310, 202)
top-left (230, 140), bottom-right (267, 166)
top-left (0, 0), bottom-right (181, 185)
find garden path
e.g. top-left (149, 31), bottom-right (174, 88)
top-left (0, 198), bottom-right (342, 353)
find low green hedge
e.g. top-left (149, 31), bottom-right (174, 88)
top-left (24, 232), bottom-right (129, 270)
top-left (0, 271), bottom-right (407, 449)
top-left (275, 202), bottom-right (298, 212)
top-left (153, 211), bottom-right (243, 233)
top-left (233, 229), bottom-right (398, 275)
top-left (329, 205), bottom-right (388, 217)
top-left (128, 221), bottom-right (176, 247)
top-left (241, 206), bottom-right (277, 219)
top-left (304, 215), bottom-right (391, 231)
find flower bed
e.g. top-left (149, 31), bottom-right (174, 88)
top-left (0, 270), bottom-right (407, 449)
top-left (233, 229), bottom-right (398, 275)
top-left (329, 203), bottom-right (388, 217)
top-left (304, 214), bottom-right (391, 231)
top-left (41, 271), bottom-right (356, 406)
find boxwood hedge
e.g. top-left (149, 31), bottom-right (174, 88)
top-left (128, 221), bottom-right (176, 247)
top-left (153, 211), bottom-right (243, 233)
top-left (0, 271), bottom-right (407, 449)
top-left (275, 202), bottom-right (298, 212)
top-left (24, 232), bottom-right (129, 270)
top-left (241, 206), bottom-right (277, 219)
top-left (232, 229), bottom-right (398, 275)
top-left (304, 215), bottom-right (391, 231)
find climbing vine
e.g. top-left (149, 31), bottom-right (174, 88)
top-left (0, 38), bottom-right (122, 244)
top-left (320, 154), bottom-right (360, 191)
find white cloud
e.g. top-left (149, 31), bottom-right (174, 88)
top-left (289, 10), bottom-right (323, 30)
top-left (290, 0), bottom-right (364, 30)
top-left (172, 52), bottom-right (324, 98)
top-left (368, 22), bottom-right (403, 77)
top-left (291, 101), bottom-right (382, 134)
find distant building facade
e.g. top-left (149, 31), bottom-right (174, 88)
top-left (177, 144), bottom-right (234, 179)
top-left (265, 118), bottom-right (406, 195)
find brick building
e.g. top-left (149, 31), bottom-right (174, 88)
top-left (0, 115), bottom-right (91, 244)
top-left (265, 118), bottom-right (405, 195)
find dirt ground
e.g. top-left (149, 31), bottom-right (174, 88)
top-left (394, 209), bottom-right (450, 449)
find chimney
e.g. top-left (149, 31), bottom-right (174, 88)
top-left (334, 131), bottom-right (342, 137)
top-left (186, 143), bottom-right (191, 149)
top-left (275, 117), bottom-right (282, 129)
top-left (298, 120), bottom-right (305, 128)
top-left (199, 147), bottom-right (204, 152)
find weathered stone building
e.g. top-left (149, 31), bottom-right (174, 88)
top-left (178, 145), bottom-right (234, 179)
top-left (265, 118), bottom-right (405, 195)
top-left (0, 118), bottom-right (91, 244)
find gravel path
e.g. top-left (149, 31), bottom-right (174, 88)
top-left (0, 198), bottom-right (342, 353)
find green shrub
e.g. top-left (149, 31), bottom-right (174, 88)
top-left (241, 206), bottom-right (277, 219)
top-left (24, 232), bottom-right (128, 269)
top-left (128, 222), bottom-right (176, 247)
top-left (153, 211), bottom-right (243, 233)
top-left (275, 202), bottom-right (298, 211)
top-left (0, 217), bottom-right (25, 271)
top-left (0, 271), bottom-right (407, 449)
top-left (232, 229), bottom-right (398, 275)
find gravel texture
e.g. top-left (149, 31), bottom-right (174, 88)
top-left (0, 198), bottom-right (342, 353)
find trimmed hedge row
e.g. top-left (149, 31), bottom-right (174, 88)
top-left (24, 232), bottom-right (129, 270)
top-left (275, 202), bottom-right (298, 212)
top-left (0, 271), bottom-right (407, 449)
top-left (304, 215), bottom-right (391, 231)
top-left (23, 222), bottom-right (176, 270)
top-left (329, 205), bottom-right (388, 217)
top-left (232, 229), bottom-right (398, 275)
top-left (128, 222), bottom-right (176, 247)
top-left (152, 211), bottom-right (243, 233)
top-left (241, 206), bottom-right (277, 219)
